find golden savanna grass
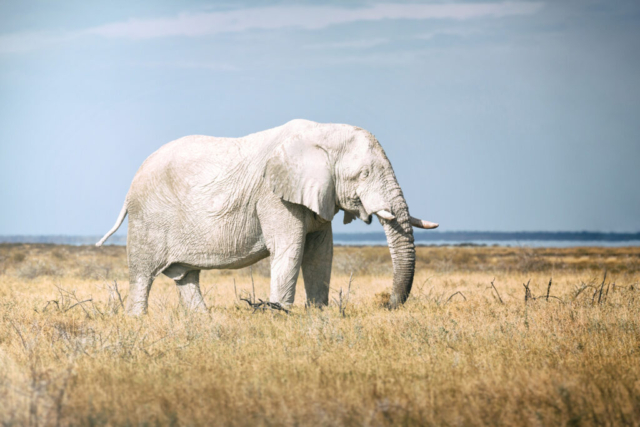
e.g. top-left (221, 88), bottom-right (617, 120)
top-left (1, 243), bottom-right (639, 426)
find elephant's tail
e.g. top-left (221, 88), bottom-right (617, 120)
top-left (96, 200), bottom-right (128, 247)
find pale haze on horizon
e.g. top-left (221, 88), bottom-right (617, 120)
top-left (1, 0), bottom-right (639, 236)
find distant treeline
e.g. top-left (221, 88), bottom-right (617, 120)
top-left (0, 235), bottom-right (128, 245)
top-left (1, 231), bottom-right (640, 246)
top-left (336, 231), bottom-right (640, 243)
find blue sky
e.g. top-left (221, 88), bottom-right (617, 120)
top-left (1, 0), bottom-right (639, 235)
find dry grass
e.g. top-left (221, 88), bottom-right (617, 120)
top-left (0, 243), bottom-right (639, 426)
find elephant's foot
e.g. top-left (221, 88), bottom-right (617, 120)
top-left (126, 299), bottom-right (148, 316)
top-left (305, 299), bottom-right (328, 309)
top-left (269, 289), bottom-right (296, 309)
top-left (179, 293), bottom-right (208, 313)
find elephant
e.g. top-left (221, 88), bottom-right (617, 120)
top-left (96, 119), bottom-right (438, 315)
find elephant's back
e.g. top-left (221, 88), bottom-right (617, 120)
top-left (133, 135), bottom-right (242, 183)
top-left (126, 134), bottom-right (267, 217)
top-left (147, 135), bottom-right (244, 171)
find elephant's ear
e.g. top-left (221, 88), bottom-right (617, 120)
top-left (343, 211), bottom-right (357, 224)
top-left (265, 136), bottom-right (337, 221)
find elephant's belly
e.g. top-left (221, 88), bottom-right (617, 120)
top-left (199, 243), bottom-right (270, 270)
top-left (163, 250), bottom-right (269, 282)
top-left (167, 231), bottom-right (270, 272)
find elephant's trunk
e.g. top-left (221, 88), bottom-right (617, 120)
top-left (381, 174), bottom-right (416, 309)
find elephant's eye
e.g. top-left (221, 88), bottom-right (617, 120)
top-left (360, 169), bottom-right (370, 179)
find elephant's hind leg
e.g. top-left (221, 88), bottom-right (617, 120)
top-left (302, 225), bottom-right (333, 307)
top-left (127, 250), bottom-right (172, 315)
top-left (127, 271), bottom-right (154, 316)
top-left (176, 270), bottom-right (207, 313)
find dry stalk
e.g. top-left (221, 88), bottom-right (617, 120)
top-left (490, 278), bottom-right (504, 304)
top-left (597, 271), bottom-right (607, 305)
top-left (250, 266), bottom-right (256, 304)
top-left (332, 272), bottom-right (353, 317)
top-left (233, 278), bottom-right (239, 303)
top-left (522, 279), bottom-right (532, 303)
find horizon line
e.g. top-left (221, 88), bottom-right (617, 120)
top-left (2, 231), bottom-right (640, 237)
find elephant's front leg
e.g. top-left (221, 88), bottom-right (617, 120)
top-left (259, 200), bottom-right (307, 307)
top-left (269, 242), bottom-right (305, 306)
top-left (302, 224), bottom-right (333, 307)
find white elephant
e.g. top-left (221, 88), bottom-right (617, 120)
top-left (96, 119), bottom-right (438, 315)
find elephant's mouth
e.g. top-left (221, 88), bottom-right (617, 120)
top-left (348, 196), bottom-right (373, 224)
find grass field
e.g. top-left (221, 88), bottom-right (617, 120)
top-left (1, 243), bottom-right (639, 426)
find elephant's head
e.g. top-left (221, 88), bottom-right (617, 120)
top-left (265, 120), bottom-right (438, 308)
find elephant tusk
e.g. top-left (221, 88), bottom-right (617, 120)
top-left (410, 216), bottom-right (439, 229)
top-left (375, 210), bottom-right (396, 221)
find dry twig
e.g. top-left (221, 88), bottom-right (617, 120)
top-left (64, 299), bottom-right (93, 313)
top-left (240, 298), bottom-right (290, 314)
top-left (445, 291), bottom-right (467, 304)
top-left (110, 280), bottom-right (125, 310)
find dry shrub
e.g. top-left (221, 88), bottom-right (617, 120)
top-left (51, 247), bottom-right (66, 260)
top-left (374, 291), bottom-right (391, 307)
top-left (11, 252), bottom-right (26, 264)
top-left (332, 248), bottom-right (391, 276)
top-left (515, 247), bottom-right (552, 272)
top-left (78, 261), bottom-right (114, 280)
top-left (16, 260), bottom-right (62, 279)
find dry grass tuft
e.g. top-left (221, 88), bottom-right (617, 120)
top-left (0, 243), bottom-right (639, 426)
top-left (374, 291), bottom-right (391, 307)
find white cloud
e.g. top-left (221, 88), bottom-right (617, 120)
top-left (304, 38), bottom-right (390, 50)
top-left (0, 2), bottom-right (543, 54)
top-left (88, 2), bottom-right (544, 39)
top-left (414, 28), bottom-right (480, 41)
